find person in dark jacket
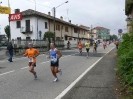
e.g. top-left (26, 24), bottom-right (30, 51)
top-left (7, 42), bottom-right (13, 62)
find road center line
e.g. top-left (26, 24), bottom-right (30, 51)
top-left (0, 70), bottom-right (15, 76)
top-left (55, 47), bottom-right (115, 99)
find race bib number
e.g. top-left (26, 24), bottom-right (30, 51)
top-left (29, 58), bottom-right (34, 62)
top-left (51, 56), bottom-right (57, 63)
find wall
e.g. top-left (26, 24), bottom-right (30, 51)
top-left (11, 17), bottom-right (36, 40)
top-left (11, 16), bottom-right (49, 40)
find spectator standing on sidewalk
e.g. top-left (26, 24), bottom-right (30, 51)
top-left (67, 40), bottom-right (71, 49)
top-left (7, 42), bottom-right (13, 62)
top-left (114, 40), bottom-right (119, 49)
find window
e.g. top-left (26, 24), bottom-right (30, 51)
top-left (74, 28), bottom-right (78, 33)
top-left (56, 24), bottom-right (60, 31)
top-left (25, 20), bottom-right (30, 32)
top-left (65, 27), bottom-right (69, 32)
top-left (45, 22), bottom-right (48, 29)
top-left (26, 37), bottom-right (31, 40)
top-left (16, 21), bottom-right (21, 28)
top-left (17, 37), bottom-right (21, 40)
top-left (64, 35), bottom-right (68, 40)
top-left (56, 37), bottom-right (60, 40)
top-left (69, 37), bottom-right (72, 40)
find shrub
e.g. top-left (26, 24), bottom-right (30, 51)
top-left (117, 33), bottom-right (133, 88)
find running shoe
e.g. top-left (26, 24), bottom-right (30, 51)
top-left (53, 78), bottom-right (58, 82)
top-left (34, 74), bottom-right (38, 80)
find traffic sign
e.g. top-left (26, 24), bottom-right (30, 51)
top-left (118, 29), bottom-right (123, 33)
top-left (0, 6), bottom-right (11, 14)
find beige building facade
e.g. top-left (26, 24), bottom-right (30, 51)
top-left (10, 9), bottom-right (90, 43)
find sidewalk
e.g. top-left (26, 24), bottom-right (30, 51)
top-left (0, 50), bottom-right (6, 60)
top-left (62, 49), bottom-right (117, 99)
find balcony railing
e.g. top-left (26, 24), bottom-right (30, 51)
top-left (20, 26), bottom-right (33, 34)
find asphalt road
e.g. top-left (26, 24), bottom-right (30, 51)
top-left (62, 48), bottom-right (117, 99)
top-left (0, 44), bottom-right (115, 99)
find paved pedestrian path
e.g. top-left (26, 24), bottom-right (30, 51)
top-left (62, 49), bottom-right (117, 99)
top-left (0, 50), bottom-right (6, 60)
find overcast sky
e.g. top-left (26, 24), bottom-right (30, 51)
top-left (0, 0), bottom-right (126, 35)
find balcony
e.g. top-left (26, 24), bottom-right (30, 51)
top-left (20, 26), bottom-right (33, 34)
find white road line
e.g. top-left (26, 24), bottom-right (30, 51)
top-left (0, 70), bottom-right (15, 76)
top-left (0, 49), bottom-right (78, 63)
top-left (20, 53), bottom-right (78, 69)
top-left (41, 53), bottom-right (78, 64)
top-left (0, 57), bottom-right (27, 63)
top-left (21, 67), bottom-right (28, 69)
top-left (40, 60), bottom-right (50, 64)
top-left (55, 47), bottom-right (115, 99)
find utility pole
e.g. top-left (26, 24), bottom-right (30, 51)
top-left (33, 0), bottom-right (38, 40)
top-left (90, 25), bottom-right (93, 39)
top-left (53, 7), bottom-right (56, 44)
top-left (53, 1), bottom-right (68, 44)
top-left (8, 0), bottom-right (11, 41)
top-left (78, 28), bottom-right (79, 40)
top-left (0, 25), bottom-right (1, 35)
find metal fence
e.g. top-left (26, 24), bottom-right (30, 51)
top-left (0, 39), bottom-right (65, 55)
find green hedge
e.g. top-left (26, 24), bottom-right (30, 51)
top-left (117, 33), bottom-right (133, 90)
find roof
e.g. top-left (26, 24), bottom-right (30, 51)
top-left (79, 25), bottom-right (90, 30)
top-left (94, 26), bottom-right (110, 30)
top-left (21, 9), bottom-right (87, 30)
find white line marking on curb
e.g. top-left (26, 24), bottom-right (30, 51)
top-left (55, 47), bottom-right (115, 99)
top-left (0, 70), bottom-right (15, 76)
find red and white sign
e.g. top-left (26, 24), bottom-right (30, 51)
top-left (9, 13), bottom-right (22, 21)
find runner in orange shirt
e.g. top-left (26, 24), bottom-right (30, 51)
top-left (23, 43), bottom-right (39, 79)
top-left (77, 40), bottom-right (83, 55)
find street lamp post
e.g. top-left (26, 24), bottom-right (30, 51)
top-left (33, 0), bottom-right (36, 11)
top-left (53, 1), bottom-right (68, 44)
top-left (33, 0), bottom-right (39, 40)
top-left (90, 25), bottom-right (93, 39)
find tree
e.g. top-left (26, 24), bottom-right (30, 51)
top-left (43, 31), bottom-right (55, 49)
top-left (110, 34), bottom-right (118, 40)
top-left (43, 31), bottom-right (55, 41)
top-left (4, 25), bottom-right (10, 41)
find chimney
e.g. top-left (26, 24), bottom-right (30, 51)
top-left (48, 12), bottom-right (51, 16)
top-left (15, 9), bottom-right (20, 13)
top-left (60, 16), bottom-right (63, 20)
top-left (69, 20), bottom-right (71, 23)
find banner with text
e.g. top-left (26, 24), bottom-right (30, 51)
top-left (9, 13), bottom-right (22, 21)
top-left (0, 6), bottom-right (11, 14)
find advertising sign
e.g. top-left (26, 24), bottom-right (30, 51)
top-left (9, 13), bottom-right (22, 21)
top-left (0, 6), bottom-right (11, 14)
